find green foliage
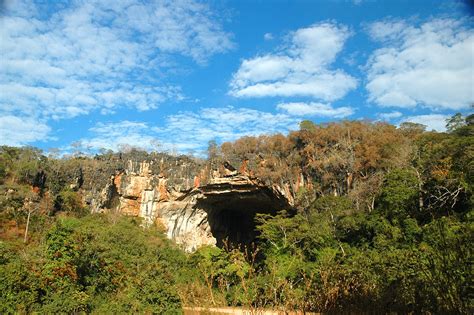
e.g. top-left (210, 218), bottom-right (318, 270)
top-left (252, 206), bottom-right (472, 313)
top-left (378, 168), bottom-right (419, 221)
top-left (186, 245), bottom-right (256, 307)
top-left (0, 119), bottom-right (472, 313)
top-left (415, 120), bottom-right (473, 214)
top-left (310, 195), bottom-right (353, 214)
top-left (299, 120), bottom-right (316, 131)
top-left (446, 113), bottom-right (466, 133)
top-left (399, 121), bottom-right (427, 134)
top-left (0, 183), bottom-right (35, 227)
top-left (420, 215), bottom-right (473, 313)
top-left (55, 189), bottom-right (88, 216)
top-left (0, 146), bottom-right (46, 185)
top-left (0, 215), bottom-right (183, 313)
top-left (0, 242), bottom-right (42, 314)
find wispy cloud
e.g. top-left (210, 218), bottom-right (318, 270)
top-left (264, 33), bottom-right (274, 40)
top-left (277, 102), bottom-right (354, 118)
top-left (75, 106), bottom-right (301, 154)
top-left (0, 116), bottom-right (51, 146)
top-left (377, 111), bottom-right (403, 121)
top-left (366, 18), bottom-right (474, 110)
top-left (229, 22), bottom-right (357, 100)
top-left (0, 0), bottom-right (233, 145)
top-left (77, 121), bottom-right (159, 152)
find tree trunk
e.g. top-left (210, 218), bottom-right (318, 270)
top-left (368, 196), bottom-right (375, 213)
top-left (24, 209), bottom-right (31, 243)
top-left (413, 168), bottom-right (424, 210)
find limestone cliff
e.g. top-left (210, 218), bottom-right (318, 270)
top-left (93, 160), bottom-right (292, 251)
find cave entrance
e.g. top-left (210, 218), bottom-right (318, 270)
top-left (197, 188), bottom-right (290, 248)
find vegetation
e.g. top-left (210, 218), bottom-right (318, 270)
top-left (0, 215), bottom-right (183, 313)
top-left (0, 114), bottom-right (472, 313)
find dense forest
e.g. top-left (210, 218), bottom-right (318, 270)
top-left (0, 114), bottom-right (472, 314)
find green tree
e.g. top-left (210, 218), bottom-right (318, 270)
top-left (446, 113), bottom-right (466, 133)
top-left (378, 169), bottom-right (419, 221)
top-left (55, 189), bottom-right (88, 216)
top-left (299, 120), bottom-right (316, 131)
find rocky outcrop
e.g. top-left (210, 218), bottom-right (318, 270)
top-left (94, 160), bottom-right (293, 252)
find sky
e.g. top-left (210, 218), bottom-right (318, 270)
top-left (0, 0), bottom-right (473, 156)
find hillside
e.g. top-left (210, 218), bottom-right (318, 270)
top-left (0, 117), bottom-right (473, 314)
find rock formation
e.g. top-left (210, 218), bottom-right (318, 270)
top-left (93, 160), bottom-right (293, 252)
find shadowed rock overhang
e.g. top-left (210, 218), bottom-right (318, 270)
top-left (196, 175), bottom-right (292, 248)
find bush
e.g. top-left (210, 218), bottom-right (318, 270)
top-left (0, 215), bottom-right (184, 313)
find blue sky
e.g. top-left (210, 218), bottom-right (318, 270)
top-left (1, 0), bottom-right (473, 155)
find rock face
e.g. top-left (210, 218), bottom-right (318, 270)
top-left (94, 160), bottom-right (292, 251)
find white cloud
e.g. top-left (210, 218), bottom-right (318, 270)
top-left (230, 22), bottom-right (357, 100)
top-left (116, 0), bottom-right (234, 63)
top-left (89, 121), bottom-right (149, 137)
top-left (0, 116), bottom-right (51, 146)
top-left (0, 0), bottom-right (233, 144)
top-left (78, 121), bottom-right (159, 152)
top-left (377, 111), bottom-right (403, 120)
top-left (400, 114), bottom-right (451, 132)
top-left (264, 33), bottom-right (274, 40)
top-left (76, 107), bottom-right (300, 154)
top-left (366, 18), bottom-right (474, 110)
top-left (154, 106), bottom-right (300, 153)
top-left (368, 20), bottom-right (409, 41)
top-left (277, 102), bottom-right (354, 118)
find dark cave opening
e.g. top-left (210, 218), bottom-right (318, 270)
top-left (206, 206), bottom-right (268, 248)
top-left (197, 189), bottom-right (291, 248)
